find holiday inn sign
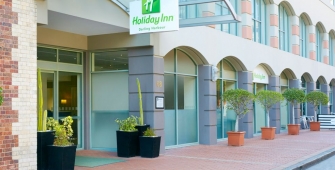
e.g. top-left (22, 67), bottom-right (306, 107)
top-left (129, 0), bottom-right (179, 34)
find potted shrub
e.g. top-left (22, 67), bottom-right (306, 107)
top-left (47, 116), bottom-right (76, 170)
top-left (223, 89), bottom-right (254, 146)
top-left (255, 91), bottom-right (284, 140)
top-left (139, 128), bottom-right (161, 158)
top-left (37, 68), bottom-right (54, 170)
top-left (306, 91), bottom-right (329, 131)
top-left (135, 78), bottom-right (150, 155)
top-left (282, 88), bottom-right (305, 135)
top-left (115, 115), bottom-right (139, 157)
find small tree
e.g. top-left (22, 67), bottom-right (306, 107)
top-left (306, 91), bottom-right (328, 122)
top-left (255, 91), bottom-right (284, 127)
top-left (222, 89), bottom-right (254, 132)
top-left (282, 88), bottom-right (305, 124)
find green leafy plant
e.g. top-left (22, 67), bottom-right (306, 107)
top-left (143, 128), bottom-right (156, 137)
top-left (115, 115), bottom-right (138, 131)
top-left (37, 69), bottom-right (48, 131)
top-left (137, 78), bottom-right (144, 126)
top-left (282, 88), bottom-right (306, 124)
top-left (255, 91), bottom-right (284, 127)
top-left (46, 117), bottom-right (59, 131)
top-left (222, 89), bottom-right (254, 132)
top-left (306, 91), bottom-right (329, 122)
top-left (53, 116), bottom-right (74, 146)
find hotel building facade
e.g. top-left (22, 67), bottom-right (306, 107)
top-left (2, 0), bottom-right (335, 169)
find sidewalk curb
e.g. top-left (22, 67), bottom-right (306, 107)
top-left (284, 147), bottom-right (335, 170)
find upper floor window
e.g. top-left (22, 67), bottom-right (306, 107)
top-left (278, 5), bottom-right (290, 52)
top-left (316, 27), bottom-right (322, 62)
top-left (252, 0), bottom-right (267, 44)
top-left (330, 34), bottom-right (334, 66)
top-left (299, 18), bottom-right (307, 58)
top-left (215, 0), bottom-right (238, 35)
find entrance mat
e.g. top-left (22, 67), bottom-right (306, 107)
top-left (75, 156), bottom-right (126, 167)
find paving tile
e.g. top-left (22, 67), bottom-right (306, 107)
top-left (75, 130), bottom-right (335, 170)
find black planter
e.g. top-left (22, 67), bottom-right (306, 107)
top-left (135, 125), bottom-right (150, 137)
top-left (139, 136), bottom-right (161, 158)
top-left (37, 131), bottom-right (54, 170)
top-left (135, 125), bottom-right (150, 155)
top-left (116, 131), bottom-right (138, 157)
top-left (47, 145), bottom-right (77, 170)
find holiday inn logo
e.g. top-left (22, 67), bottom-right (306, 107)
top-left (142, 0), bottom-right (160, 14)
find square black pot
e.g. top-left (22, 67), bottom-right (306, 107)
top-left (116, 131), bottom-right (138, 157)
top-left (139, 136), bottom-right (161, 158)
top-left (47, 145), bottom-right (77, 170)
top-left (37, 131), bottom-right (54, 170)
top-left (135, 125), bottom-right (150, 155)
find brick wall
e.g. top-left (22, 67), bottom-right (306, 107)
top-left (0, 0), bottom-right (37, 169)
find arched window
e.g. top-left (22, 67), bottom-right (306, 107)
top-left (252, 0), bottom-right (266, 44)
top-left (278, 5), bottom-right (290, 52)
top-left (316, 26), bottom-right (322, 62)
top-left (164, 49), bottom-right (198, 147)
top-left (216, 59), bottom-right (237, 139)
top-left (215, 0), bottom-right (238, 35)
top-left (299, 18), bottom-right (307, 58)
top-left (330, 34), bottom-right (334, 66)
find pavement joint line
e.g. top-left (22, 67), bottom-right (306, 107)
top-left (164, 155), bottom-right (274, 165)
top-left (272, 146), bottom-right (335, 170)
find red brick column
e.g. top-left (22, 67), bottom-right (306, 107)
top-left (0, 0), bottom-right (19, 169)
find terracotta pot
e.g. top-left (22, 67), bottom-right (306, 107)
top-left (261, 127), bottom-right (276, 140)
top-left (310, 122), bottom-right (320, 131)
top-left (287, 124), bottom-right (300, 135)
top-left (227, 131), bottom-right (245, 146)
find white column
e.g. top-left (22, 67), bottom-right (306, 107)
top-left (307, 25), bottom-right (316, 60)
top-left (290, 15), bottom-right (300, 55)
top-left (322, 33), bottom-right (329, 64)
top-left (241, 0), bottom-right (252, 40)
top-left (268, 3), bottom-right (279, 48)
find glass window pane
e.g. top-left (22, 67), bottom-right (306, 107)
top-left (93, 51), bottom-right (128, 71)
top-left (58, 50), bottom-right (82, 65)
top-left (37, 47), bottom-right (57, 62)
top-left (164, 50), bottom-right (175, 73)
top-left (177, 50), bottom-right (196, 75)
top-left (254, 83), bottom-right (266, 133)
top-left (216, 80), bottom-right (223, 139)
top-left (91, 72), bottom-right (129, 150)
top-left (222, 60), bottom-right (236, 80)
top-left (177, 75), bottom-right (197, 144)
top-left (164, 74), bottom-right (176, 146)
top-left (280, 87), bottom-right (288, 130)
top-left (224, 81), bottom-right (236, 137)
top-left (39, 72), bottom-right (54, 117)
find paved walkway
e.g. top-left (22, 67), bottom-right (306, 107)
top-left (75, 129), bottom-right (335, 170)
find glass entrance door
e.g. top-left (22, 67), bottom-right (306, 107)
top-left (58, 72), bottom-right (82, 148)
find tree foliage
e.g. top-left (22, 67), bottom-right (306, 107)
top-left (255, 91), bottom-right (284, 113)
top-left (282, 88), bottom-right (305, 105)
top-left (306, 91), bottom-right (329, 111)
top-left (222, 89), bottom-right (254, 119)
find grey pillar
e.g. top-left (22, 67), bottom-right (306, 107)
top-left (128, 47), bottom-right (165, 153)
top-left (307, 82), bottom-right (315, 117)
top-left (237, 71), bottom-right (253, 138)
top-left (268, 76), bottom-right (280, 134)
top-left (320, 84), bottom-right (329, 115)
top-left (333, 86), bottom-right (335, 114)
top-left (289, 79), bottom-right (301, 125)
top-left (198, 65), bottom-right (217, 145)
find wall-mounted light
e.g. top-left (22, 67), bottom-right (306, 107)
top-left (61, 99), bottom-right (67, 104)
